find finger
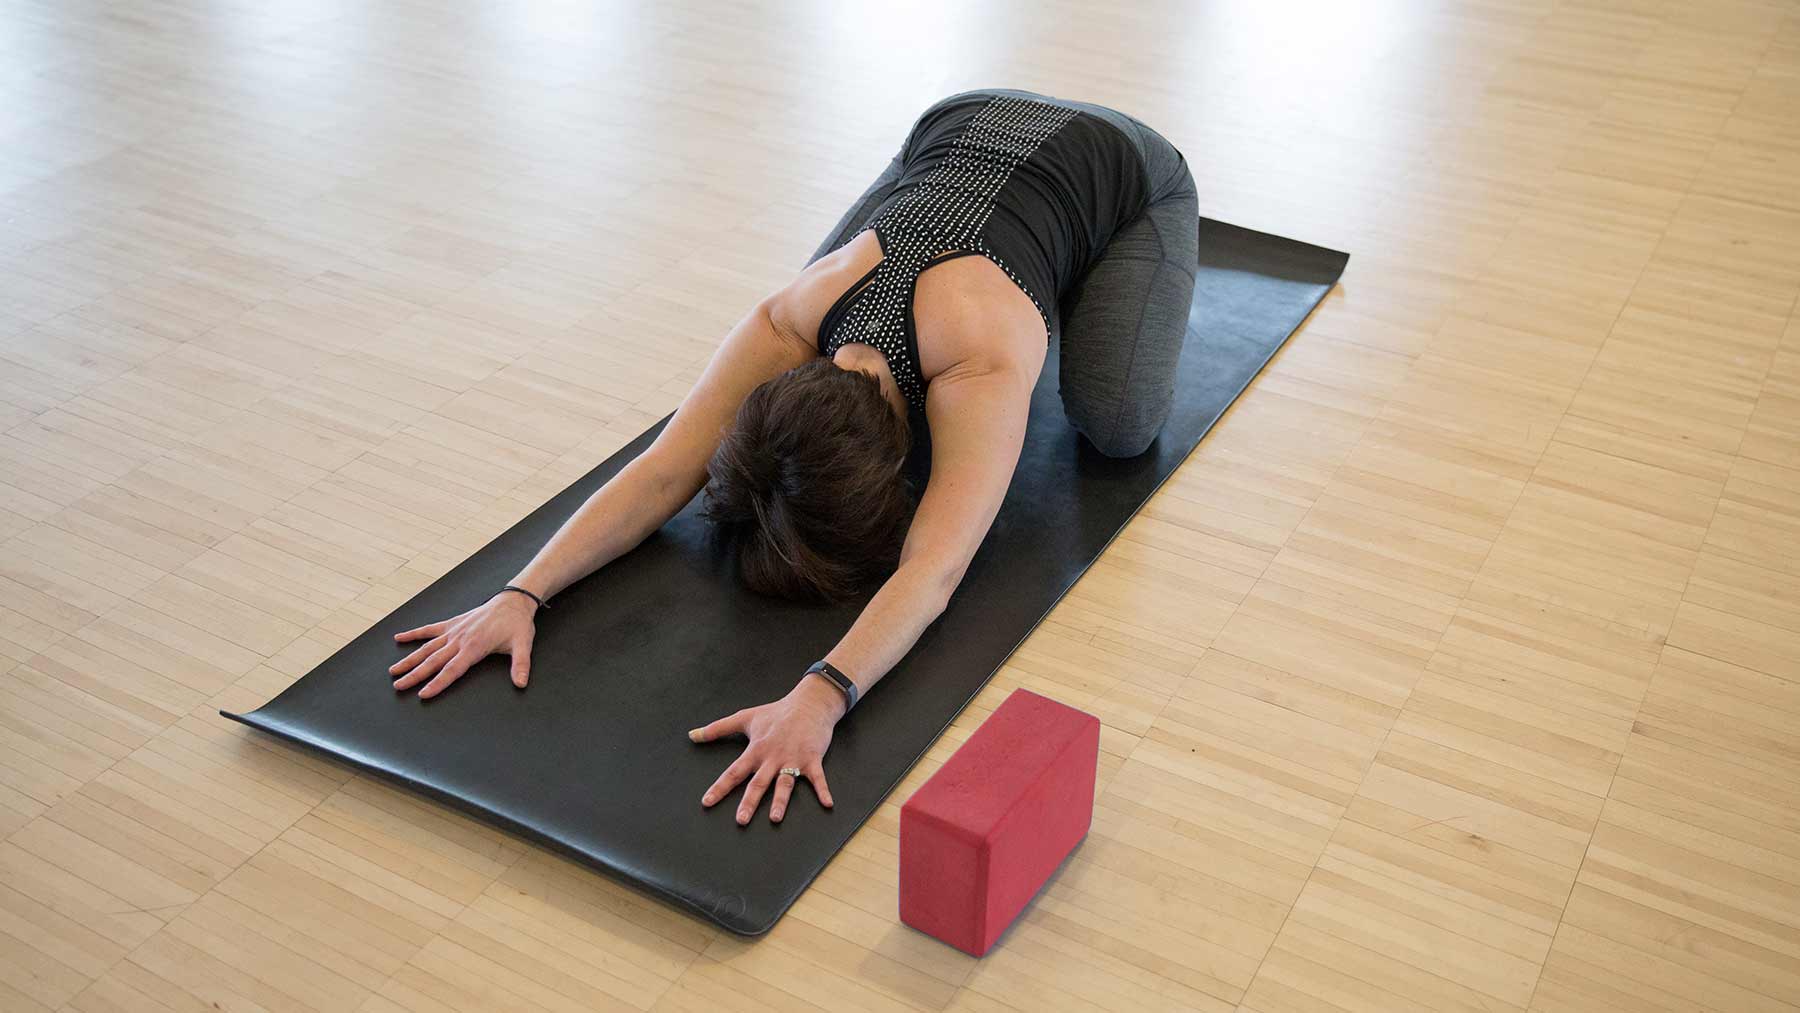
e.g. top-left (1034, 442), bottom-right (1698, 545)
top-left (392, 642), bottom-right (455, 691)
top-left (806, 761), bottom-right (834, 808)
top-left (769, 770), bottom-right (796, 823)
top-left (688, 709), bottom-right (750, 743)
top-left (389, 634), bottom-right (447, 676)
top-left (395, 619), bottom-right (449, 643)
top-left (702, 753), bottom-right (756, 808)
top-left (510, 632), bottom-right (533, 689)
top-left (737, 765), bottom-right (775, 826)
top-left (418, 651), bottom-right (478, 699)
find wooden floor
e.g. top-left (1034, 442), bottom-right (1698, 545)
top-left (2, 0), bottom-right (1797, 1009)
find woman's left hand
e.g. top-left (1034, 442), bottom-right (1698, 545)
top-left (690, 675), bottom-right (845, 824)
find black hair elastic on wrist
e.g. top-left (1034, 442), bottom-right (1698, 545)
top-left (805, 659), bottom-right (858, 712)
top-left (496, 585), bottom-right (549, 610)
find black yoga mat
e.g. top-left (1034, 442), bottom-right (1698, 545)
top-left (225, 219), bottom-right (1348, 936)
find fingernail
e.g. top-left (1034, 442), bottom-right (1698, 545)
top-left (686, 729), bottom-right (701, 742)
top-left (701, 793), bottom-right (713, 805)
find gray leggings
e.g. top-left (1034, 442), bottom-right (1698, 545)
top-left (808, 89), bottom-right (1199, 458)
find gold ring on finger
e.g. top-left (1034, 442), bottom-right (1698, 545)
top-left (779, 767), bottom-right (802, 779)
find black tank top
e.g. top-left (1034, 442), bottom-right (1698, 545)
top-left (816, 94), bottom-right (1150, 414)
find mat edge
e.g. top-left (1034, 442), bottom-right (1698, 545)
top-left (219, 707), bottom-right (781, 936)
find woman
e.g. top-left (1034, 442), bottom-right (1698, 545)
top-left (388, 89), bottom-right (1199, 826)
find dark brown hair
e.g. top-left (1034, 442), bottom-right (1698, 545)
top-left (701, 358), bottom-right (916, 602)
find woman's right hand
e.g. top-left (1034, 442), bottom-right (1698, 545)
top-left (390, 591), bottom-right (539, 698)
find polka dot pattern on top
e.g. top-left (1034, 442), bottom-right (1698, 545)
top-left (822, 96), bottom-right (1080, 412)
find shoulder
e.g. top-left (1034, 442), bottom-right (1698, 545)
top-left (913, 256), bottom-right (1049, 379)
top-left (765, 231), bottom-right (884, 353)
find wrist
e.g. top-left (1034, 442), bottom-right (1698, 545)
top-left (794, 671), bottom-right (850, 723)
top-left (493, 586), bottom-right (543, 616)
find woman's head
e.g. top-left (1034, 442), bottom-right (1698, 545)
top-left (701, 358), bottom-right (915, 601)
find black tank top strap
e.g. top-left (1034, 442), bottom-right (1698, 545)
top-left (815, 258), bottom-right (882, 355)
top-left (922, 250), bottom-right (984, 269)
top-left (817, 249), bottom-right (984, 356)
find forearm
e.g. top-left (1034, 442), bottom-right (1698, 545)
top-left (811, 561), bottom-right (953, 707)
top-left (508, 456), bottom-right (701, 600)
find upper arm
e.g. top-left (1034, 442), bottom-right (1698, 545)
top-left (898, 356), bottom-right (1041, 595)
top-left (638, 297), bottom-right (814, 500)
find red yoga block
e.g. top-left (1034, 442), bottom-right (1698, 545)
top-left (899, 688), bottom-right (1101, 956)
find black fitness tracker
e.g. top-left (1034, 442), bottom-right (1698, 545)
top-left (805, 659), bottom-right (859, 713)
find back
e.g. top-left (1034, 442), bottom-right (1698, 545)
top-left (879, 91), bottom-right (1152, 323)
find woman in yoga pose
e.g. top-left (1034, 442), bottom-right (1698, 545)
top-left (388, 89), bottom-right (1198, 825)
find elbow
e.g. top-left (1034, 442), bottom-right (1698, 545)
top-left (907, 560), bottom-right (961, 618)
top-left (895, 542), bottom-right (970, 616)
top-left (634, 448), bottom-right (707, 509)
top-left (926, 585), bottom-right (953, 621)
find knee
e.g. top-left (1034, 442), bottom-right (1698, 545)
top-left (1062, 372), bottom-right (1175, 459)
top-left (1074, 409), bottom-right (1163, 459)
top-left (1087, 429), bottom-right (1157, 459)
top-left (1063, 364), bottom-right (1178, 459)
